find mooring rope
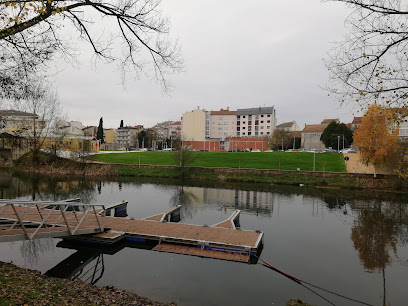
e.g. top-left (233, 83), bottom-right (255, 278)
top-left (257, 256), bottom-right (375, 306)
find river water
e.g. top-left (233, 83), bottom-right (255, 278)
top-left (0, 172), bottom-right (407, 305)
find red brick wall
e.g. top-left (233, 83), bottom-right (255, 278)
top-left (229, 137), bottom-right (269, 152)
top-left (183, 141), bottom-right (220, 152)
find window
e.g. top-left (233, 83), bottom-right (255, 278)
top-left (237, 121), bottom-right (240, 125)
top-left (243, 116), bottom-right (246, 118)
top-left (267, 132), bottom-right (270, 135)
top-left (255, 126), bottom-right (259, 131)
top-left (261, 126), bottom-right (264, 129)
top-left (267, 120), bottom-right (270, 123)
top-left (248, 121), bottom-right (252, 125)
top-left (237, 127), bottom-right (240, 131)
top-left (261, 132), bottom-right (263, 135)
top-left (237, 116), bottom-right (240, 119)
top-left (255, 120), bottom-right (259, 125)
top-left (243, 121), bottom-right (246, 124)
top-left (255, 115), bottom-right (259, 119)
top-left (261, 115), bottom-right (264, 118)
top-left (248, 132), bottom-right (252, 136)
top-left (267, 114), bottom-right (270, 117)
top-left (237, 132), bottom-right (240, 136)
top-left (261, 121), bottom-right (264, 124)
top-left (243, 127), bottom-right (246, 130)
top-left (242, 132), bottom-right (246, 135)
top-left (248, 126), bottom-right (252, 131)
top-left (255, 132), bottom-right (258, 136)
top-left (267, 126), bottom-right (270, 129)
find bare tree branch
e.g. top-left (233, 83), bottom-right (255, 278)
top-left (324, 0), bottom-right (408, 109)
top-left (0, 0), bottom-right (182, 98)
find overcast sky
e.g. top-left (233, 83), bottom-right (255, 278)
top-left (50, 0), bottom-right (359, 129)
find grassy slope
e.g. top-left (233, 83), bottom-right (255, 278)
top-left (92, 151), bottom-right (346, 172)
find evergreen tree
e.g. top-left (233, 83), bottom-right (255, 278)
top-left (97, 117), bottom-right (104, 143)
top-left (320, 122), bottom-right (353, 150)
top-left (120, 120), bottom-right (124, 129)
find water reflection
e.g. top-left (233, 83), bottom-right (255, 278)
top-left (19, 238), bottom-right (55, 266)
top-left (1, 173), bottom-right (408, 305)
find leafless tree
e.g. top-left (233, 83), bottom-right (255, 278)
top-left (325, 0), bottom-right (408, 109)
top-left (10, 81), bottom-right (62, 163)
top-left (0, 0), bottom-right (182, 98)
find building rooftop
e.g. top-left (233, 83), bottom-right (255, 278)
top-left (321, 119), bottom-right (339, 124)
top-left (0, 110), bottom-right (37, 118)
top-left (302, 124), bottom-right (327, 133)
top-left (236, 106), bottom-right (275, 116)
top-left (211, 109), bottom-right (236, 116)
top-left (171, 121), bottom-right (181, 125)
top-left (351, 117), bottom-right (363, 124)
top-left (276, 121), bottom-right (295, 128)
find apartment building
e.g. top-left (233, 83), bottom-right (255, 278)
top-left (236, 106), bottom-right (277, 137)
top-left (116, 125), bottom-right (143, 149)
top-left (169, 121), bottom-right (182, 139)
top-left (209, 108), bottom-right (236, 140)
top-left (181, 108), bottom-right (206, 141)
top-left (152, 120), bottom-right (182, 141)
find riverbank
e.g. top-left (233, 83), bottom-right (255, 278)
top-left (0, 261), bottom-right (175, 305)
top-left (114, 164), bottom-right (404, 191)
top-left (10, 151), bottom-right (406, 191)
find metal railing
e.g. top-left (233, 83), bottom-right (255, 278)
top-left (0, 199), bottom-right (106, 242)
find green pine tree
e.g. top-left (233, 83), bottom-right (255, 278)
top-left (97, 117), bottom-right (104, 143)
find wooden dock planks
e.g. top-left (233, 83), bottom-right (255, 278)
top-left (153, 243), bottom-right (250, 263)
top-left (102, 217), bottom-right (261, 248)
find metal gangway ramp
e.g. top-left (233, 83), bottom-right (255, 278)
top-left (0, 199), bottom-right (105, 242)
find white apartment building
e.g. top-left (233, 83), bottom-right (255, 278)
top-left (209, 109), bottom-right (236, 140)
top-left (181, 108), bottom-right (206, 141)
top-left (116, 126), bottom-right (143, 148)
top-left (236, 107), bottom-right (277, 137)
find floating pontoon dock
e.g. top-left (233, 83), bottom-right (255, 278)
top-left (0, 200), bottom-right (263, 263)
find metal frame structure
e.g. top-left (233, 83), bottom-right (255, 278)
top-left (0, 199), bottom-right (106, 242)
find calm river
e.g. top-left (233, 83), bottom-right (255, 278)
top-left (0, 172), bottom-right (407, 306)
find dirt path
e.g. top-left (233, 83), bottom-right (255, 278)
top-left (344, 153), bottom-right (388, 174)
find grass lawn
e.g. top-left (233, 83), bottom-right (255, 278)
top-left (92, 151), bottom-right (347, 172)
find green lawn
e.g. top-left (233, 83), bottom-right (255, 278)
top-left (92, 151), bottom-right (346, 172)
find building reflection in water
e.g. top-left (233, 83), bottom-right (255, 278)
top-left (176, 187), bottom-right (275, 217)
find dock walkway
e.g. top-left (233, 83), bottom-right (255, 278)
top-left (1, 200), bottom-right (263, 263)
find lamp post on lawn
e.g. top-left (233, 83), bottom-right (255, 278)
top-left (337, 135), bottom-right (340, 152)
top-left (313, 150), bottom-right (316, 172)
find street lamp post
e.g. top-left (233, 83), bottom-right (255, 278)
top-left (337, 135), bottom-right (340, 152)
top-left (313, 150), bottom-right (316, 172)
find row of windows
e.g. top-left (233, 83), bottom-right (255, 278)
top-left (237, 120), bottom-right (271, 125)
top-left (237, 114), bottom-right (271, 119)
top-left (237, 126), bottom-right (270, 131)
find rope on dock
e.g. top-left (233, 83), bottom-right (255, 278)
top-left (257, 256), bottom-right (375, 306)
